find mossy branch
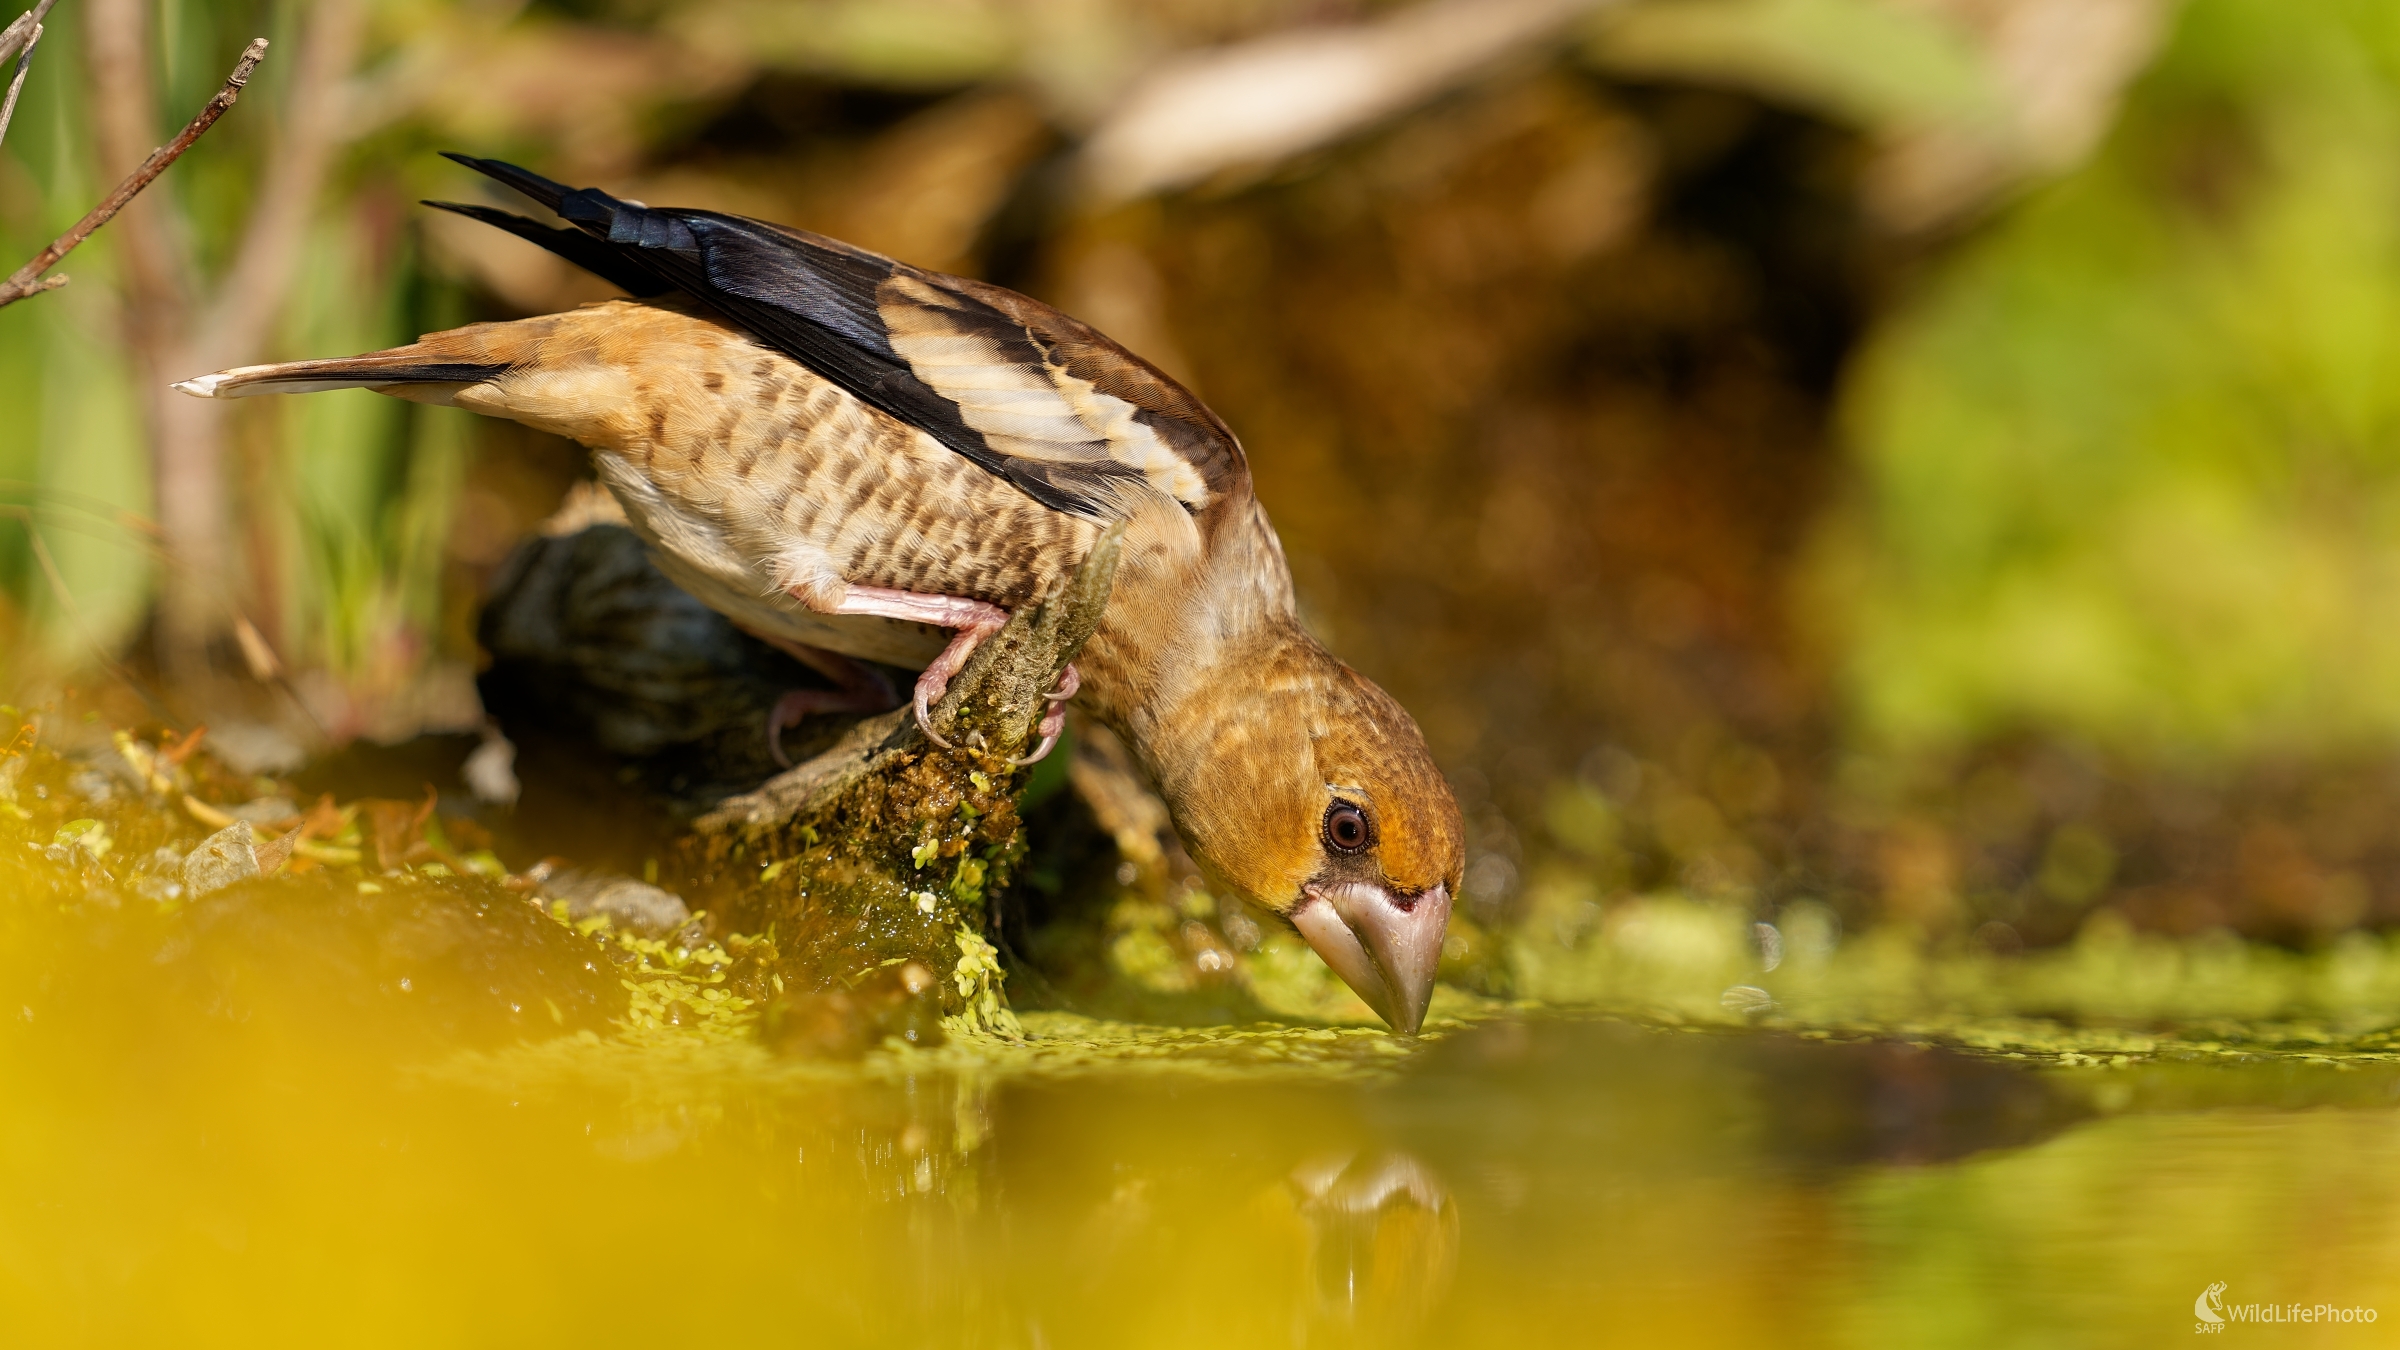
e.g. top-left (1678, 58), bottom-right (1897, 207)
top-left (694, 522), bottom-right (1123, 834)
top-left (676, 525), bottom-right (1125, 1037)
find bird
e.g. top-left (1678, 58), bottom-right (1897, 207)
top-left (174, 154), bottom-right (1464, 1034)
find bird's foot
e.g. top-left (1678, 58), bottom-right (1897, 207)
top-left (738, 625), bottom-right (901, 768)
top-left (765, 685), bottom-right (899, 769)
top-left (794, 584), bottom-right (1049, 754)
top-left (900, 611), bottom-right (1009, 750)
top-left (1008, 663), bottom-right (1080, 766)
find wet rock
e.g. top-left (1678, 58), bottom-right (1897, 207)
top-left (157, 872), bottom-right (626, 1046)
top-left (477, 522), bottom-right (903, 810)
top-left (182, 822), bottom-right (262, 897)
top-left (180, 820), bottom-right (298, 897)
top-left (537, 868), bottom-right (692, 936)
top-left (461, 725), bottom-right (520, 807)
top-left (479, 524), bottom-right (823, 760)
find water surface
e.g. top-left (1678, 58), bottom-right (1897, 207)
top-left (9, 963), bottom-right (2398, 1348)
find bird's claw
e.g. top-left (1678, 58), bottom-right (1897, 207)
top-left (1008, 664), bottom-right (1079, 766)
top-left (765, 669), bottom-right (904, 769)
top-left (914, 684), bottom-right (956, 750)
top-left (767, 692), bottom-right (810, 769)
top-left (765, 696), bottom-right (866, 768)
top-left (1044, 663), bottom-right (1081, 703)
top-left (751, 636), bottom-right (901, 769)
top-left (905, 615), bottom-right (1006, 752)
top-left (913, 650), bottom-right (1073, 764)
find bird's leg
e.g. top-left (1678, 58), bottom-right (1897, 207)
top-left (737, 625), bottom-right (900, 768)
top-left (793, 586), bottom-right (1083, 757)
top-left (810, 586), bottom-right (1011, 749)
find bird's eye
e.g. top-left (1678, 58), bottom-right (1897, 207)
top-left (1323, 801), bottom-right (1373, 855)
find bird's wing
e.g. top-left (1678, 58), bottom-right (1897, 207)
top-left (429, 155), bottom-right (1248, 522)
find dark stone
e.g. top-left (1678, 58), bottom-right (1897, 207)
top-left (478, 524), bottom-right (874, 793)
top-left (149, 870), bottom-right (626, 1047)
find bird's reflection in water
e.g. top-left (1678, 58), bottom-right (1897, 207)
top-left (1285, 1150), bottom-right (1459, 1338)
top-left (532, 1018), bottom-right (2079, 1348)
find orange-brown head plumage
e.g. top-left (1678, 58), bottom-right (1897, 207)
top-left (1138, 621), bottom-right (1463, 1032)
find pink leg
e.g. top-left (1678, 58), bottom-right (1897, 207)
top-left (762, 685), bottom-right (895, 769)
top-left (738, 625), bottom-right (900, 768)
top-left (812, 586), bottom-right (1009, 749)
top-left (796, 585), bottom-right (1084, 757)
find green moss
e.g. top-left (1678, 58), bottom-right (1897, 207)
top-left (22, 704), bottom-right (2400, 1092)
top-left (1513, 891), bottom-right (2400, 1069)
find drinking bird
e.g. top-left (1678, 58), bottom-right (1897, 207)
top-left (175, 155), bottom-right (1463, 1033)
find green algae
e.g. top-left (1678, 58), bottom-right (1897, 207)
top-left (432, 1011), bottom-right (1443, 1110)
top-left (22, 695), bottom-right (2400, 1103)
top-left (0, 702), bottom-right (1488, 1092)
top-left (1513, 891), bottom-right (2400, 1077)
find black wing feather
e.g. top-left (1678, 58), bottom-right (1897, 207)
top-left (435, 154), bottom-right (1115, 516)
top-left (422, 201), bottom-right (672, 298)
top-left (438, 152), bottom-right (574, 214)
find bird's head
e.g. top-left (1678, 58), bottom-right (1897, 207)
top-left (1154, 633), bottom-right (1464, 1034)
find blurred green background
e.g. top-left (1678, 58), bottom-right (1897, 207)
top-left (5, 0), bottom-right (2394, 949)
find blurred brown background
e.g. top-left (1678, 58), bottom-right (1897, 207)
top-left (13, 0), bottom-right (2400, 949)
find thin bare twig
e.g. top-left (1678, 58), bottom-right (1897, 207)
top-left (0, 35), bottom-right (266, 309)
top-left (0, 29), bottom-right (43, 149)
top-left (0, 0), bottom-right (58, 66)
top-left (0, 0), bottom-right (64, 152)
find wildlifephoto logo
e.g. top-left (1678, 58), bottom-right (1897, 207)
top-left (2196, 1282), bottom-right (2377, 1333)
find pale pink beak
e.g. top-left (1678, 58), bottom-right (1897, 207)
top-left (1293, 881), bottom-right (1450, 1034)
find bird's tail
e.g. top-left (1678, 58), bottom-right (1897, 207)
top-left (173, 336), bottom-right (513, 401)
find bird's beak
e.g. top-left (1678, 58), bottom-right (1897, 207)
top-left (1293, 881), bottom-right (1450, 1035)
